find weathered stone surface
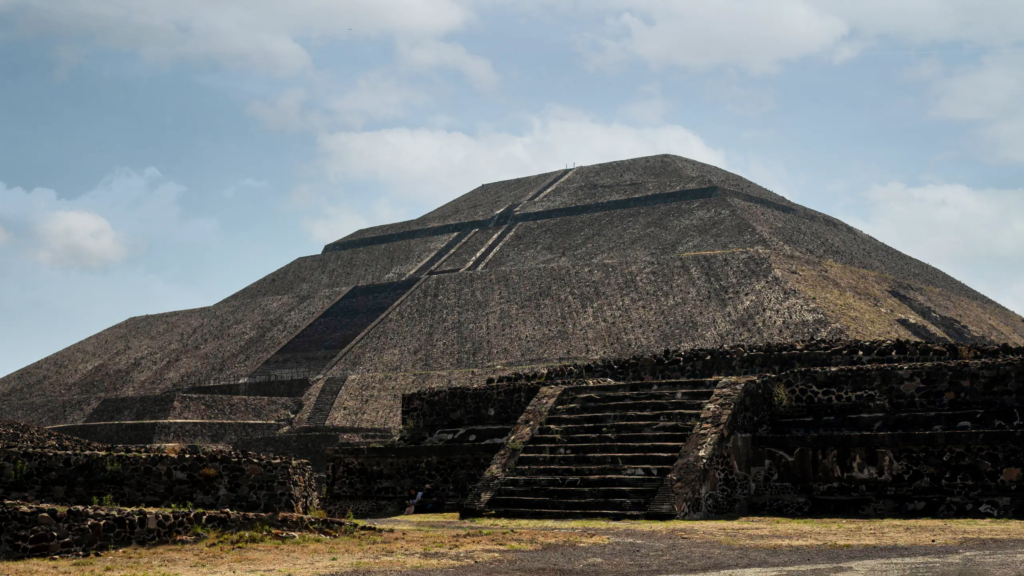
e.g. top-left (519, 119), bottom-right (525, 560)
top-left (0, 425), bottom-right (318, 514)
top-left (2, 153), bottom-right (1022, 454)
top-left (0, 501), bottom-right (358, 560)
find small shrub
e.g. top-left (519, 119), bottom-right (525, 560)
top-left (506, 439), bottom-right (523, 451)
top-left (104, 458), bottom-right (124, 479)
top-left (9, 459), bottom-right (28, 482)
top-left (91, 495), bottom-right (118, 507)
top-left (772, 383), bottom-right (791, 408)
top-left (198, 466), bottom-right (220, 481)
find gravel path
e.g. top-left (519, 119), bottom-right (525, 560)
top-left (342, 518), bottom-right (1024, 576)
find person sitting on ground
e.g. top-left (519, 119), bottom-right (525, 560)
top-left (404, 487), bottom-right (422, 515)
top-left (418, 484), bottom-right (440, 514)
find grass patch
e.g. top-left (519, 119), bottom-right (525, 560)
top-left (1, 515), bottom-right (605, 575)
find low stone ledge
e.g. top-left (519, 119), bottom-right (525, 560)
top-left (0, 500), bottom-right (360, 560)
top-left (493, 339), bottom-right (1024, 385)
top-left (0, 447), bottom-right (318, 514)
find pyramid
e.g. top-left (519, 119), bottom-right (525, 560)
top-left (1, 154), bottom-right (1022, 445)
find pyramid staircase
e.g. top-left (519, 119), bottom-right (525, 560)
top-left (749, 360), bottom-right (1024, 517)
top-left (481, 379), bottom-right (718, 519)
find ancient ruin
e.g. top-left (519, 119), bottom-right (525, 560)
top-left (2, 154), bottom-right (1024, 524)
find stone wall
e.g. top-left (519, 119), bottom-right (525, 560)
top-left (667, 357), bottom-right (1024, 519)
top-left (0, 446), bottom-right (318, 514)
top-left (401, 382), bottom-right (543, 441)
top-left (0, 501), bottom-right (356, 560)
top-left (326, 445), bottom-right (497, 516)
top-left (760, 357), bottom-right (1024, 415)
top-left (494, 340), bottom-right (1024, 385)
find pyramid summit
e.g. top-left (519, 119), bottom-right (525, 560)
top-left (2, 154), bottom-right (1022, 446)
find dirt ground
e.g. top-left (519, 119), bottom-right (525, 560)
top-left (5, 515), bottom-right (1024, 575)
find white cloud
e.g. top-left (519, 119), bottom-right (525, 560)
top-left (33, 209), bottom-right (127, 270)
top-left (303, 205), bottom-right (372, 244)
top-left (930, 52), bottom-right (1024, 162)
top-left (397, 39), bottom-right (499, 90)
top-left (331, 73), bottom-right (427, 128)
top-left (247, 89), bottom-right (320, 133)
top-left (317, 106), bottom-right (726, 208)
top-left (248, 74), bottom-right (427, 133)
top-left (574, 1), bottom-right (1024, 73)
top-left (619, 84), bottom-right (670, 125)
top-left (581, 0), bottom-right (848, 74)
top-left (223, 178), bottom-right (269, 199)
top-left (0, 167), bottom-right (217, 271)
top-left (851, 182), bottom-right (1024, 314)
top-left (820, 1), bottom-right (1024, 47)
top-left (1, 0), bottom-right (476, 75)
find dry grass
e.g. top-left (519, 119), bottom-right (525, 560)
top-left (6, 515), bottom-right (1024, 575)
top-left (2, 519), bottom-right (605, 576)
top-left (775, 254), bottom-right (1024, 345)
top-left (460, 514), bottom-right (1024, 548)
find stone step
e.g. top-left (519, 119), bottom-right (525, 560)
top-left (551, 399), bottom-right (707, 416)
top-left (567, 389), bottom-right (715, 405)
top-left (538, 421), bottom-right (694, 436)
top-left (487, 496), bottom-right (649, 512)
top-left (516, 452), bottom-right (679, 467)
top-left (753, 430), bottom-right (1024, 449)
top-left (496, 486), bottom-right (661, 500)
top-left (530, 432), bottom-right (690, 445)
top-left (521, 443), bottom-right (684, 455)
top-left (484, 508), bottom-right (647, 520)
top-left (545, 410), bottom-right (701, 426)
top-left (499, 475), bottom-right (664, 489)
top-left (305, 377), bottom-right (346, 427)
top-left (562, 379), bottom-right (718, 396)
top-left (773, 409), bottom-right (1024, 434)
top-left (511, 464), bottom-right (671, 477)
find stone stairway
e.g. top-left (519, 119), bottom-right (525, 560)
top-left (749, 361), bottom-right (1024, 518)
top-left (483, 379), bottom-right (718, 518)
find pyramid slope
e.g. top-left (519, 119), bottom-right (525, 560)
top-left (1, 154), bottom-right (1022, 434)
top-left (0, 233), bottom-right (455, 425)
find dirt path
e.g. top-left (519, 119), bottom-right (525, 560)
top-left (6, 515), bottom-right (1024, 575)
top-left (348, 515), bottom-right (1024, 576)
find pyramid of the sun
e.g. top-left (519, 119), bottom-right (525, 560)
top-left (2, 155), bottom-right (1023, 440)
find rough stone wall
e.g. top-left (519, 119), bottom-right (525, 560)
top-left (495, 340), bottom-right (1024, 385)
top-left (759, 357), bottom-right (1024, 414)
top-left (0, 501), bottom-right (355, 560)
top-left (401, 382), bottom-right (543, 440)
top-left (326, 445), bottom-right (496, 516)
top-left (749, 439), bottom-right (1024, 518)
top-left (0, 448), bottom-right (318, 514)
top-left (668, 357), bottom-right (1024, 519)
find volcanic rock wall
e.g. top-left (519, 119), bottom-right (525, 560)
top-left (0, 446), bottom-right (318, 514)
top-left (0, 502), bottom-right (354, 559)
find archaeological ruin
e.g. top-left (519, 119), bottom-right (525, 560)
top-left (3, 154), bottom-right (1024, 528)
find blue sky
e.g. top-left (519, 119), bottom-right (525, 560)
top-left (2, 1), bottom-right (1023, 377)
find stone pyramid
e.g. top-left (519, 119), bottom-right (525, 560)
top-left (2, 154), bottom-right (1022, 445)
